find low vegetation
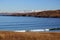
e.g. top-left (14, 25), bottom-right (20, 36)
top-left (0, 31), bottom-right (60, 40)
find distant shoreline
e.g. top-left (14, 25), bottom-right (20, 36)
top-left (0, 10), bottom-right (60, 18)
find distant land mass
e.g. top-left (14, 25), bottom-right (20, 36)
top-left (0, 10), bottom-right (60, 18)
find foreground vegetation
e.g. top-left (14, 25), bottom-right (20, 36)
top-left (0, 31), bottom-right (60, 40)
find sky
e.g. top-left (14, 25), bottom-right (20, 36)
top-left (0, 0), bottom-right (60, 12)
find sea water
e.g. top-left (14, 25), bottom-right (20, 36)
top-left (0, 16), bottom-right (60, 32)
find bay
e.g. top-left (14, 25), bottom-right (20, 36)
top-left (0, 16), bottom-right (60, 31)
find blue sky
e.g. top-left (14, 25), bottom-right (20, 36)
top-left (0, 0), bottom-right (60, 12)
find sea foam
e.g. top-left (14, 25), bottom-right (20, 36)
top-left (13, 29), bottom-right (49, 32)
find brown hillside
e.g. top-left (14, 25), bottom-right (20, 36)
top-left (11, 10), bottom-right (60, 18)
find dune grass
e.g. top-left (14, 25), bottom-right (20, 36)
top-left (0, 31), bottom-right (60, 40)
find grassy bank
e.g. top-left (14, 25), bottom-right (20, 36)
top-left (0, 31), bottom-right (60, 40)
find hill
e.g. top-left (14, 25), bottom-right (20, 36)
top-left (0, 10), bottom-right (60, 18)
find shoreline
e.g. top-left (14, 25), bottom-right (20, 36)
top-left (0, 28), bottom-right (60, 32)
top-left (0, 10), bottom-right (60, 18)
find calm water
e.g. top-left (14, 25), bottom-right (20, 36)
top-left (0, 16), bottom-right (60, 31)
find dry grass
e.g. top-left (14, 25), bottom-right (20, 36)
top-left (0, 31), bottom-right (60, 40)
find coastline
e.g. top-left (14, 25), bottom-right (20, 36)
top-left (0, 10), bottom-right (60, 18)
top-left (0, 10), bottom-right (60, 40)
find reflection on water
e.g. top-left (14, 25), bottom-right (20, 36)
top-left (0, 16), bottom-right (60, 31)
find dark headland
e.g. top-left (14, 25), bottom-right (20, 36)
top-left (0, 10), bottom-right (60, 18)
